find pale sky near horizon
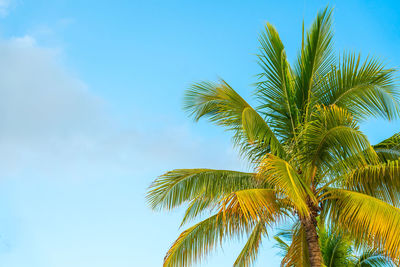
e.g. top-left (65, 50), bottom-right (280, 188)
top-left (0, 0), bottom-right (399, 266)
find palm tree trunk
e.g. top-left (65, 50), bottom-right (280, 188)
top-left (303, 216), bottom-right (323, 267)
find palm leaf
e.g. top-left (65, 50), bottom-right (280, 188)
top-left (324, 189), bottom-right (400, 260)
top-left (256, 23), bottom-right (299, 141)
top-left (147, 169), bottom-right (257, 211)
top-left (373, 132), bottom-right (400, 161)
top-left (281, 223), bottom-right (310, 267)
top-left (351, 249), bottom-right (395, 267)
top-left (317, 53), bottom-right (399, 121)
top-left (343, 160), bottom-right (400, 207)
top-left (295, 7), bottom-right (335, 120)
top-left (320, 227), bottom-right (352, 267)
top-left (258, 154), bottom-right (314, 216)
top-left (163, 211), bottom-right (251, 267)
top-left (219, 188), bottom-right (282, 221)
top-left (183, 80), bottom-right (285, 161)
top-left (301, 105), bottom-right (376, 178)
top-left (234, 220), bottom-right (268, 267)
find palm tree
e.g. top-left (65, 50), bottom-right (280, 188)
top-left (147, 7), bottom-right (400, 267)
top-left (274, 222), bottom-right (395, 266)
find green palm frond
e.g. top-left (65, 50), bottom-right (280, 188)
top-left (180, 196), bottom-right (214, 227)
top-left (317, 53), bottom-right (399, 121)
top-left (301, 105), bottom-right (376, 176)
top-left (351, 250), bottom-right (394, 267)
top-left (281, 223), bottom-right (310, 267)
top-left (163, 212), bottom-right (252, 267)
top-left (256, 23), bottom-right (299, 141)
top-left (183, 80), bottom-right (285, 161)
top-left (324, 189), bottom-right (400, 260)
top-left (273, 235), bottom-right (290, 257)
top-left (373, 132), bottom-right (400, 161)
top-left (320, 228), bottom-right (352, 267)
top-left (147, 169), bottom-right (257, 211)
top-left (241, 105), bottom-right (287, 160)
top-left (234, 220), bottom-right (268, 267)
top-left (258, 154), bottom-right (314, 216)
top-left (344, 160), bottom-right (400, 206)
top-left (295, 7), bottom-right (335, 120)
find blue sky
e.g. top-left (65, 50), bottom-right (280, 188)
top-left (0, 0), bottom-right (399, 266)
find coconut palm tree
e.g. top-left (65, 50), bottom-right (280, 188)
top-left (147, 7), bottom-right (400, 267)
top-left (274, 222), bottom-right (395, 266)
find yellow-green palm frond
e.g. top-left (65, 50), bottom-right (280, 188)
top-left (281, 223), bottom-right (310, 267)
top-left (273, 235), bottom-right (289, 256)
top-left (183, 80), bottom-right (285, 161)
top-left (219, 189), bottom-right (283, 222)
top-left (163, 211), bottom-right (252, 267)
top-left (344, 160), bottom-right (400, 207)
top-left (317, 52), bottom-right (399, 121)
top-left (180, 196), bottom-right (214, 227)
top-left (146, 169), bottom-right (257, 211)
top-left (301, 105), bottom-right (376, 176)
top-left (241, 105), bottom-right (287, 160)
top-left (234, 220), bottom-right (268, 267)
top-left (295, 7), bottom-right (335, 119)
top-left (256, 23), bottom-right (299, 141)
top-left (373, 132), bottom-right (400, 161)
top-left (324, 189), bottom-right (400, 261)
top-left (258, 154), bottom-right (314, 216)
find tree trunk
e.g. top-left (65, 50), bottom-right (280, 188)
top-left (303, 216), bottom-right (323, 267)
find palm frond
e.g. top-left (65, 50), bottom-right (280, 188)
top-left (301, 105), bottom-right (376, 177)
top-left (343, 160), bottom-right (400, 207)
top-left (373, 132), bottom-right (400, 161)
top-left (295, 6), bottom-right (335, 120)
top-left (256, 23), bottom-right (299, 141)
top-left (316, 53), bottom-right (399, 121)
top-left (163, 211), bottom-right (251, 267)
top-left (234, 220), bottom-right (268, 267)
top-left (164, 189), bottom-right (284, 267)
top-left (147, 169), bottom-right (257, 211)
top-left (273, 235), bottom-right (290, 257)
top-left (281, 223), bottom-right (310, 267)
top-left (324, 189), bottom-right (400, 260)
top-left (183, 80), bottom-right (285, 161)
top-left (242, 105), bottom-right (287, 159)
top-left (180, 196), bottom-right (214, 227)
top-left (258, 154), bottom-right (314, 216)
top-left (351, 249), bottom-right (395, 267)
top-left (320, 227), bottom-right (352, 267)
top-left (219, 188), bottom-right (282, 222)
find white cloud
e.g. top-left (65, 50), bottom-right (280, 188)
top-left (0, 35), bottom-right (106, 136)
top-left (0, 34), bottom-right (244, 267)
top-left (0, 35), bottom-right (242, 181)
top-left (0, 35), bottom-right (111, 178)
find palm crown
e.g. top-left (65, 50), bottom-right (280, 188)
top-left (147, 7), bottom-right (400, 267)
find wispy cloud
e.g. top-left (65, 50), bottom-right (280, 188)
top-left (0, 35), bottom-right (241, 181)
top-left (0, 34), bottom-right (242, 267)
